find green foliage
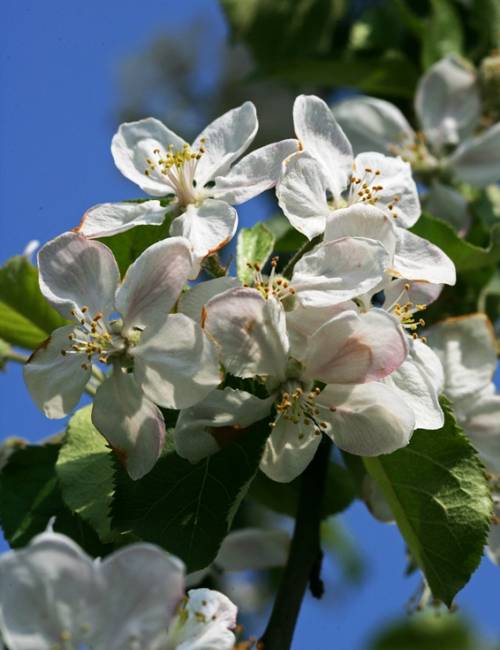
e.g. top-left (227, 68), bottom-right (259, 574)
top-left (56, 406), bottom-right (115, 542)
top-left (364, 398), bottom-right (492, 607)
top-left (112, 418), bottom-right (271, 572)
top-left (0, 256), bottom-right (67, 349)
top-left (368, 613), bottom-right (489, 650)
top-left (265, 214), bottom-right (307, 253)
top-left (411, 213), bottom-right (500, 272)
top-left (421, 0), bottom-right (463, 69)
top-left (0, 444), bottom-right (111, 556)
top-left (249, 462), bottom-right (355, 519)
top-left (237, 223), bottom-right (275, 284)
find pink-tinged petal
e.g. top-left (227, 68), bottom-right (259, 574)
top-left (38, 232), bottom-right (120, 319)
top-left (111, 117), bottom-right (186, 196)
top-left (23, 325), bottom-right (90, 419)
top-left (393, 228), bottom-right (456, 285)
top-left (333, 95), bottom-right (415, 155)
top-left (458, 390), bottom-right (500, 474)
top-left (215, 528), bottom-right (289, 571)
top-left (92, 369), bottom-right (166, 480)
top-left (169, 200), bottom-right (237, 275)
top-left (292, 237), bottom-right (390, 308)
top-left (75, 200), bottom-right (173, 239)
top-left (318, 382), bottom-right (415, 456)
top-left (213, 139), bottom-right (299, 205)
top-left (178, 277), bottom-right (240, 324)
top-left (415, 56), bottom-right (480, 150)
top-left (427, 314), bottom-right (497, 400)
top-left (91, 545), bottom-right (185, 650)
top-left (174, 387), bottom-right (273, 463)
top-left (303, 309), bottom-right (408, 384)
top-left (167, 588), bottom-right (237, 650)
top-left (115, 236), bottom-right (193, 335)
top-left (353, 152), bottom-right (420, 227)
top-left (293, 95), bottom-right (353, 194)
top-left (192, 102), bottom-right (258, 187)
top-left (276, 151), bottom-right (331, 239)
top-left (448, 122), bottom-right (500, 187)
top-left (260, 416), bottom-right (321, 483)
top-left (133, 313), bottom-right (221, 410)
top-left (0, 531), bottom-right (97, 650)
top-left (204, 288), bottom-right (289, 380)
top-left (324, 204), bottom-right (397, 255)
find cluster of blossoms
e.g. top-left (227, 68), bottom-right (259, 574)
top-left (24, 93), bottom-right (457, 485)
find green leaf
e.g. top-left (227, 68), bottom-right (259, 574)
top-left (265, 214), bottom-right (307, 253)
top-left (112, 419), bottom-right (271, 572)
top-left (364, 398), bottom-right (492, 606)
top-left (98, 205), bottom-right (174, 276)
top-left (0, 444), bottom-right (111, 556)
top-left (249, 462), bottom-right (355, 518)
top-left (421, 0), bottom-right (463, 69)
top-left (0, 256), bottom-right (67, 349)
top-left (369, 613), bottom-right (484, 650)
top-left (56, 406), bottom-right (115, 542)
top-left (236, 223), bottom-right (275, 284)
top-left (411, 213), bottom-right (500, 271)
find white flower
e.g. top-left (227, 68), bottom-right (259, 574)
top-left (427, 314), bottom-right (500, 473)
top-left (276, 94), bottom-right (420, 239)
top-left (175, 285), bottom-right (413, 482)
top-left (24, 232), bottom-right (220, 479)
top-left (333, 56), bottom-right (500, 228)
top-left (0, 529), bottom-right (237, 650)
top-left (76, 103), bottom-right (298, 274)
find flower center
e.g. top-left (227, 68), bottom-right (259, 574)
top-left (387, 132), bottom-right (438, 173)
top-left (344, 163), bottom-right (400, 219)
top-left (272, 382), bottom-right (328, 439)
top-left (144, 140), bottom-right (206, 206)
top-left (386, 284), bottom-right (428, 341)
top-left (60, 306), bottom-right (125, 370)
top-left (246, 258), bottom-right (297, 304)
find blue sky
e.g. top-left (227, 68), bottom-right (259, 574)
top-left (1, 2), bottom-right (499, 648)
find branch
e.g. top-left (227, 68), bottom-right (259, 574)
top-left (258, 437), bottom-right (332, 650)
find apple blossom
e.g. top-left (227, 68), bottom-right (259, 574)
top-left (0, 529), bottom-right (237, 650)
top-left (24, 232), bottom-right (220, 478)
top-left (276, 94), bottom-right (420, 239)
top-left (76, 103), bottom-right (298, 273)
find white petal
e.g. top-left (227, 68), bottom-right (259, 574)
top-left (169, 200), bottom-right (237, 273)
top-left (115, 236), bottom-right (193, 335)
top-left (174, 388), bottom-right (272, 463)
top-left (92, 369), bottom-right (166, 480)
top-left (276, 151), bottom-right (331, 239)
top-left (415, 56), bottom-right (480, 149)
top-left (447, 123), bottom-right (500, 187)
top-left (37, 232), bottom-right (120, 319)
top-left (192, 102), bottom-right (258, 187)
top-left (324, 204), bottom-right (397, 255)
top-left (260, 415), bottom-right (321, 483)
top-left (292, 237), bottom-right (390, 307)
top-left (215, 528), bottom-right (289, 571)
top-left (487, 503), bottom-right (500, 565)
top-left (23, 325), bottom-right (90, 419)
top-left (333, 96), bottom-right (415, 155)
top-left (318, 382), bottom-right (415, 456)
top-left (133, 313), bottom-right (221, 409)
top-left (178, 277), bottom-right (240, 324)
top-left (75, 200), bottom-right (172, 238)
top-left (111, 117), bottom-right (186, 196)
top-left (293, 94), bottom-right (353, 193)
top-left (204, 288), bottom-right (289, 380)
top-left (458, 389), bottom-right (500, 473)
top-left (427, 314), bottom-right (497, 399)
top-left (212, 139), bottom-right (299, 205)
top-left (167, 588), bottom-right (237, 650)
top-left (382, 278), bottom-right (443, 311)
top-left (425, 181), bottom-right (470, 234)
top-left (0, 531), bottom-right (96, 650)
top-left (393, 228), bottom-right (456, 285)
top-left (91, 545), bottom-right (185, 650)
top-left (383, 340), bottom-right (444, 430)
top-left (353, 152), bottom-right (420, 227)
top-left (303, 309), bottom-right (408, 384)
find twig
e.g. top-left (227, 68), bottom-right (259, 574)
top-left (281, 235), bottom-right (322, 279)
